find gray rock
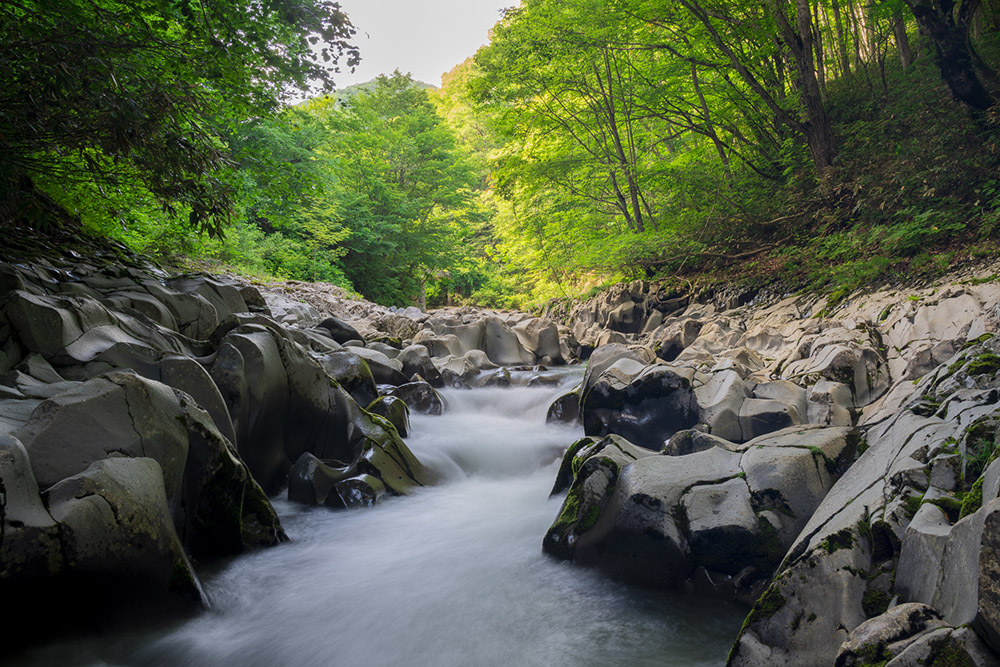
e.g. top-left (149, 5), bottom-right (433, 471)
top-left (583, 364), bottom-right (699, 449)
top-left (513, 318), bottom-right (562, 362)
top-left (385, 381), bottom-right (445, 416)
top-left (896, 503), bottom-right (952, 605)
top-left (738, 398), bottom-right (799, 441)
top-left (316, 348), bottom-right (378, 408)
top-left (835, 603), bottom-right (946, 667)
top-left (317, 315), bottom-right (363, 344)
top-left (683, 477), bottom-right (779, 575)
top-left (695, 369), bottom-right (750, 442)
top-left (46, 457), bottom-right (203, 602)
top-left (808, 380), bottom-right (854, 426)
top-left (0, 434), bottom-right (62, 580)
top-left (885, 627), bottom-right (999, 666)
top-left (483, 316), bottom-right (534, 366)
top-left (663, 429), bottom-right (738, 456)
top-left (367, 395), bottom-right (410, 437)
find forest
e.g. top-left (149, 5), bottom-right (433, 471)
top-left (2, 0), bottom-right (1000, 309)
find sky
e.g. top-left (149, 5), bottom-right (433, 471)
top-left (330, 0), bottom-right (515, 89)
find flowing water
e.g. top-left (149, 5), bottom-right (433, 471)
top-left (12, 368), bottom-right (748, 666)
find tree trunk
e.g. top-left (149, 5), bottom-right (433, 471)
top-left (773, 0), bottom-right (837, 174)
top-left (893, 9), bottom-right (915, 69)
top-left (831, 0), bottom-right (852, 75)
top-left (904, 0), bottom-right (995, 110)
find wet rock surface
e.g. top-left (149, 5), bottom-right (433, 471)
top-left (540, 266), bottom-right (1000, 665)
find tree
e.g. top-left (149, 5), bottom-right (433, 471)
top-left (0, 0), bottom-right (359, 234)
top-left (902, 0), bottom-right (995, 110)
top-left (305, 73), bottom-right (477, 304)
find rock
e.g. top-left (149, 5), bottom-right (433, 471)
top-left (834, 603), bottom-right (946, 667)
top-left (582, 363), bottom-right (699, 449)
top-left (45, 457), bottom-right (204, 605)
top-left (317, 315), bottom-right (363, 344)
top-left (512, 318), bottom-right (562, 362)
top-left (663, 429), bottom-right (737, 456)
top-left (896, 504), bottom-right (952, 605)
top-left (412, 330), bottom-right (464, 358)
top-left (483, 316), bottom-right (534, 365)
top-left (580, 343), bottom-right (648, 395)
top-left (695, 369), bottom-right (750, 442)
top-left (210, 330), bottom-right (290, 492)
top-left (808, 380), bottom-right (855, 426)
top-left (574, 446), bottom-right (742, 586)
top-left (15, 373), bottom-right (190, 496)
top-left (13, 370), bottom-right (284, 556)
top-left (543, 434), bottom-right (658, 560)
top-left (315, 348), bottom-right (378, 408)
top-left (396, 344), bottom-right (444, 387)
top-left (738, 398), bottom-right (799, 441)
top-left (546, 389), bottom-right (581, 424)
top-left (684, 477), bottom-right (780, 575)
top-left (288, 453), bottom-right (353, 507)
top-left (349, 346), bottom-right (409, 386)
top-left (367, 395), bottom-right (411, 437)
top-left (0, 434), bottom-right (62, 581)
top-left (885, 626), bottom-right (999, 666)
top-left (385, 381), bottom-right (445, 416)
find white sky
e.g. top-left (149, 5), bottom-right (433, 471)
top-left (331, 0), bottom-right (515, 89)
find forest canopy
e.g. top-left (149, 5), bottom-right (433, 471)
top-left (4, 0), bottom-right (1000, 309)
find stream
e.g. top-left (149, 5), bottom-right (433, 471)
top-left (12, 368), bottom-right (747, 666)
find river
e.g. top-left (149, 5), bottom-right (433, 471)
top-left (11, 368), bottom-right (747, 666)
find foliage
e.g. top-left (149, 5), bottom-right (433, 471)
top-left (1, 0), bottom-right (358, 235)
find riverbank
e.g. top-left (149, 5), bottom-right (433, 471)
top-left (1, 228), bottom-right (999, 665)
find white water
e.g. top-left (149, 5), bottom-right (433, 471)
top-left (13, 369), bottom-right (747, 666)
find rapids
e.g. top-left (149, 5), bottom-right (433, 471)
top-left (11, 368), bottom-right (747, 666)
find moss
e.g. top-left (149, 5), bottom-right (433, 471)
top-left (967, 352), bottom-right (1000, 376)
top-left (820, 528), bottom-right (854, 554)
top-left (577, 503), bottom-right (603, 533)
top-left (961, 332), bottom-right (995, 350)
top-left (960, 476), bottom-right (984, 519)
top-left (746, 586), bottom-right (787, 625)
top-left (857, 437), bottom-right (870, 456)
top-left (924, 635), bottom-right (977, 667)
top-left (854, 642), bottom-right (891, 667)
top-left (807, 612), bottom-right (817, 623)
top-left (862, 589), bottom-right (891, 618)
top-left (961, 421), bottom-right (999, 488)
top-left (927, 496), bottom-right (963, 522)
top-left (807, 445), bottom-right (837, 474)
top-left (903, 493), bottom-right (925, 519)
top-left (551, 437), bottom-right (595, 495)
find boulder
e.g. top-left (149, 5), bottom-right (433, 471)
top-left (695, 369), bottom-right (750, 442)
top-left (385, 381), bottom-right (444, 416)
top-left (0, 434), bottom-right (62, 581)
top-left (483, 316), bottom-right (534, 366)
top-left (367, 395), bottom-right (411, 437)
top-left (834, 603), bottom-right (946, 667)
top-left (316, 315), bottom-right (363, 344)
top-left (315, 348), bottom-right (378, 408)
top-left (582, 364), bottom-right (699, 449)
top-left (512, 318), bottom-right (563, 362)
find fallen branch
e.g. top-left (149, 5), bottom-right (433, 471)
top-left (638, 241), bottom-right (782, 268)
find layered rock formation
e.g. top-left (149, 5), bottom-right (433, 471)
top-left (0, 238), bottom-right (581, 647)
top-left (542, 269), bottom-right (1000, 665)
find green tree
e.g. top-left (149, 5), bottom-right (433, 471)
top-left (305, 73), bottom-right (478, 304)
top-left (0, 0), bottom-right (359, 234)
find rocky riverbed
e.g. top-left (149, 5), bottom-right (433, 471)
top-left (1, 231), bottom-right (999, 665)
